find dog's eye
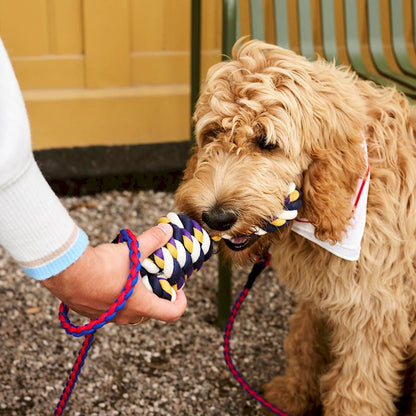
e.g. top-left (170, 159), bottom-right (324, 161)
top-left (257, 135), bottom-right (277, 150)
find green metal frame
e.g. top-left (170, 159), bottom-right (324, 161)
top-left (366, 0), bottom-right (415, 89)
top-left (215, 0), bottom-right (240, 328)
top-left (273, 0), bottom-right (291, 49)
top-left (320, 0), bottom-right (341, 63)
top-left (297, 0), bottom-right (315, 59)
top-left (250, 0), bottom-right (265, 41)
top-left (390, 0), bottom-right (416, 77)
top-left (343, 0), bottom-right (415, 98)
top-left (190, 0), bottom-right (235, 328)
top-left (414, 0), bottom-right (416, 44)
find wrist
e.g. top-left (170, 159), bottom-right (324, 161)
top-left (40, 245), bottom-right (95, 304)
top-left (41, 243), bottom-right (131, 317)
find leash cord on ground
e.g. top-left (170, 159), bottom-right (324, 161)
top-left (223, 253), bottom-right (292, 416)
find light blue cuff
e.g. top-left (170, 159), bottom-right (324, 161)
top-left (23, 228), bottom-right (89, 280)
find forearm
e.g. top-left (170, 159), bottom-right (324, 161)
top-left (0, 156), bottom-right (88, 279)
top-left (0, 38), bottom-right (88, 279)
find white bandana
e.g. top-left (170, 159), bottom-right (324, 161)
top-left (291, 143), bottom-right (370, 261)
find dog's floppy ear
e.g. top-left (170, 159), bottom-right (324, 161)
top-left (301, 136), bottom-right (366, 243)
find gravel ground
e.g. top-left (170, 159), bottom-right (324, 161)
top-left (0, 189), bottom-right (293, 416)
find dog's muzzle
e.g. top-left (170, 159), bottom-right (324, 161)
top-left (209, 183), bottom-right (302, 251)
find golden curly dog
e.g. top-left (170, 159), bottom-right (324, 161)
top-left (175, 39), bottom-right (416, 415)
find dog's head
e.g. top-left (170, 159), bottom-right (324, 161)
top-left (176, 40), bottom-right (367, 264)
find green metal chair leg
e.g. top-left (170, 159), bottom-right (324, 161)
top-left (214, 0), bottom-right (240, 328)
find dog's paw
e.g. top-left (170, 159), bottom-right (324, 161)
top-left (262, 375), bottom-right (321, 416)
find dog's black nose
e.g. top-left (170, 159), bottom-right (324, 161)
top-left (202, 207), bottom-right (238, 231)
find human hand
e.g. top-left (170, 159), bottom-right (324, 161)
top-left (41, 223), bottom-right (187, 325)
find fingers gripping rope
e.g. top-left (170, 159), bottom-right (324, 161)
top-left (138, 213), bottom-right (213, 301)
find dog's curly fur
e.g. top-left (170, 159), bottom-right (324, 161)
top-left (175, 39), bottom-right (416, 415)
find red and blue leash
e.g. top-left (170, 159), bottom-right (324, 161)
top-left (223, 253), bottom-right (291, 416)
top-left (54, 229), bottom-right (140, 416)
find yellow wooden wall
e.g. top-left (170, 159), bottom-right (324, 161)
top-left (0, 0), bottom-right (222, 150)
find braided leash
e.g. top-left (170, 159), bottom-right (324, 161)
top-left (55, 229), bottom-right (141, 415)
top-left (223, 253), bottom-right (291, 416)
top-left (53, 185), bottom-right (301, 415)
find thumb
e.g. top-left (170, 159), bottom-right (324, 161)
top-left (137, 223), bottom-right (173, 259)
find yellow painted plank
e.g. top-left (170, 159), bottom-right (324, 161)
top-left (132, 0), bottom-right (190, 52)
top-left (201, 51), bottom-right (222, 79)
top-left (83, 0), bottom-right (131, 88)
top-left (334, 0), bottom-right (350, 65)
top-left (200, 0), bottom-right (222, 80)
top-left (201, 0), bottom-right (222, 50)
top-left (12, 56), bottom-right (84, 89)
top-left (0, 0), bottom-right (49, 56)
top-left (0, 0), bottom-right (221, 151)
top-left (131, 0), bottom-right (164, 52)
top-left (163, 0), bottom-right (190, 51)
top-left (24, 85), bottom-right (190, 149)
top-left (131, 53), bottom-right (190, 85)
top-left (47, 0), bottom-right (83, 54)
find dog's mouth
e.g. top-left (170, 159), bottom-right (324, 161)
top-left (208, 183), bottom-right (302, 252)
top-left (221, 233), bottom-right (261, 251)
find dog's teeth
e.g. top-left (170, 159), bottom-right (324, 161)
top-left (222, 234), bottom-right (232, 240)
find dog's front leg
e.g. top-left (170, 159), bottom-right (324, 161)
top-left (263, 302), bottom-right (331, 415)
top-left (320, 306), bottom-right (409, 416)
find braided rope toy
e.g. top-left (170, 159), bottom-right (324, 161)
top-left (211, 183), bottom-right (302, 242)
top-left (140, 213), bottom-right (213, 301)
top-left (53, 185), bottom-right (301, 415)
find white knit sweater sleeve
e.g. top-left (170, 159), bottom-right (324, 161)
top-left (0, 39), bottom-right (88, 280)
